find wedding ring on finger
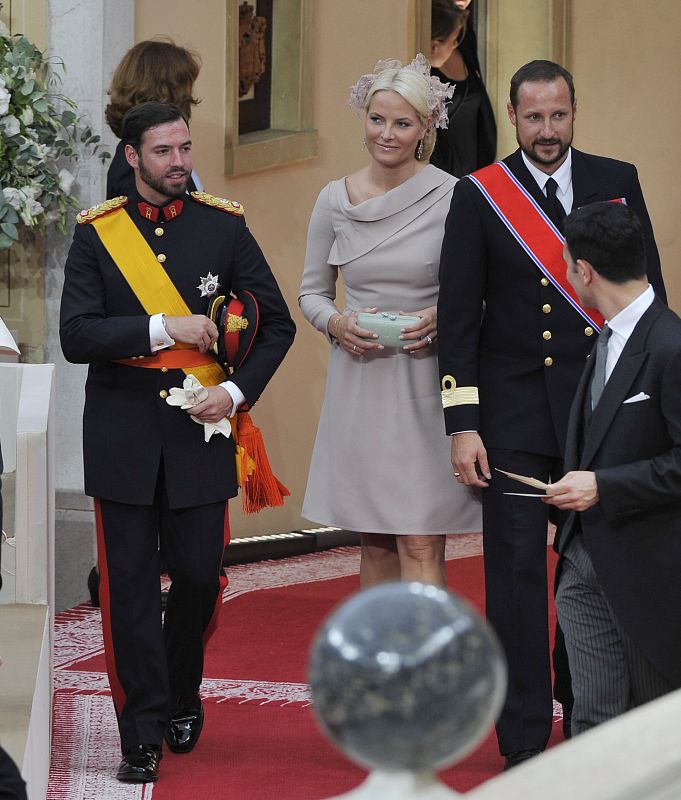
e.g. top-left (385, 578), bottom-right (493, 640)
top-left (454, 472), bottom-right (460, 477)
top-left (353, 344), bottom-right (358, 353)
top-left (425, 335), bottom-right (433, 345)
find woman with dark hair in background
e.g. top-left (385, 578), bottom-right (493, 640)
top-left (104, 38), bottom-right (202, 199)
top-left (88, 39), bottom-right (204, 607)
top-left (429, 0), bottom-right (496, 177)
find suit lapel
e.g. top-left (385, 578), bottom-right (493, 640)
top-left (504, 150), bottom-right (557, 219)
top-left (570, 149), bottom-right (601, 211)
top-left (506, 147), bottom-right (600, 214)
top-left (580, 300), bottom-right (664, 466)
top-left (565, 348), bottom-right (594, 469)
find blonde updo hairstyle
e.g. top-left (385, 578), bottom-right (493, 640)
top-left (364, 65), bottom-right (435, 162)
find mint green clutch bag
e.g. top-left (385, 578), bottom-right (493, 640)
top-left (356, 312), bottom-right (422, 348)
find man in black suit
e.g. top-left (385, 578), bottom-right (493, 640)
top-left (545, 201), bottom-right (681, 733)
top-left (437, 60), bottom-right (665, 768)
top-left (60, 102), bottom-right (295, 783)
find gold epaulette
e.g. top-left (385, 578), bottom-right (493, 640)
top-left (77, 196), bottom-right (128, 224)
top-left (441, 375), bottom-right (479, 408)
top-left (190, 191), bottom-right (244, 216)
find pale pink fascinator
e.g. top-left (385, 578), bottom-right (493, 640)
top-left (348, 53), bottom-right (454, 129)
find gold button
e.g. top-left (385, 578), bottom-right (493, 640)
top-left (543, 330), bottom-right (552, 341)
top-left (584, 326), bottom-right (594, 336)
top-left (160, 366), bottom-right (169, 373)
top-left (155, 227), bottom-right (164, 237)
top-left (157, 253), bottom-right (166, 263)
top-left (544, 357), bottom-right (554, 367)
top-left (159, 390), bottom-right (168, 399)
top-left (542, 304), bottom-right (551, 314)
top-left (540, 277), bottom-right (549, 287)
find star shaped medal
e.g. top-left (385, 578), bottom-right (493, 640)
top-left (197, 272), bottom-right (220, 297)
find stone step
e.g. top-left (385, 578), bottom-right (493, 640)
top-left (0, 603), bottom-right (50, 800)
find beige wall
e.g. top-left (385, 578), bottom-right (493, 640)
top-left (134, 0), bottom-right (681, 537)
top-left (487, 0), bottom-right (568, 157)
top-left (136, 1), bottom-right (410, 536)
top-left (568, 0), bottom-right (681, 311)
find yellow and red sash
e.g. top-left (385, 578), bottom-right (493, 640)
top-left (88, 209), bottom-right (257, 484)
top-left (88, 207), bottom-right (290, 512)
top-left (91, 209), bottom-right (227, 383)
top-left (468, 162), bottom-right (605, 330)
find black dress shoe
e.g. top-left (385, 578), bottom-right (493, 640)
top-left (116, 744), bottom-right (162, 783)
top-left (504, 748), bottom-right (542, 771)
top-left (87, 566), bottom-right (100, 608)
top-left (165, 697), bottom-right (204, 753)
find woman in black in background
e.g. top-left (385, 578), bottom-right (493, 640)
top-left (429, 0), bottom-right (496, 177)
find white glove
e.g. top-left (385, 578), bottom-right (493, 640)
top-left (165, 374), bottom-right (232, 442)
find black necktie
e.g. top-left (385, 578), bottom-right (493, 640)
top-left (590, 325), bottom-right (612, 410)
top-left (545, 177), bottom-right (566, 230)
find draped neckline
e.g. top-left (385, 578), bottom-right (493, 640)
top-left (327, 165), bottom-right (456, 266)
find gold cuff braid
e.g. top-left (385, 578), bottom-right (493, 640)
top-left (441, 375), bottom-right (479, 408)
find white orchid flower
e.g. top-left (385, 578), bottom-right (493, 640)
top-left (2, 187), bottom-right (23, 210)
top-left (0, 114), bottom-right (20, 137)
top-left (19, 106), bottom-right (33, 126)
top-left (57, 168), bottom-right (75, 195)
top-left (0, 76), bottom-right (10, 114)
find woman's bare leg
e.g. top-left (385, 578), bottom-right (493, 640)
top-left (395, 535), bottom-right (447, 587)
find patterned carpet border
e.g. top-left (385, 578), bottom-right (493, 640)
top-left (48, 535), bottom-right (485, 799)
top-left (53, 534), bottom-right (483, 669)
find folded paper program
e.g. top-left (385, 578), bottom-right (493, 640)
top-left (494, 468), bottom-right (548, 491)
top-left (165, 374), bottom-right (232, 442)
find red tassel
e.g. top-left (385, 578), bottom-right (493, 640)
top-left (236, 411), bottom-right (290, 514)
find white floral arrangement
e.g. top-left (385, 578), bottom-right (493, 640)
top-left (0, 15), bottom-right (108, 250)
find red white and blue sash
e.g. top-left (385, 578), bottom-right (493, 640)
top-left (468, 161), bottom-right (606, 331)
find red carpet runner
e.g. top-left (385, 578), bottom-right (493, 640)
top-left (47, 533), bottom-right (565, 799)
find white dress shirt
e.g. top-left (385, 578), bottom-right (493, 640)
top-left (522, 148), bottom-right (573, 217)
top-left (604, 284), bottom-right (655, 381)
top-left (148, 313), bottom-right (245, 416)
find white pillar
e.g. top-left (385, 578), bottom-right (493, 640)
top-left (44, 0), bottom-right (134, 496)
top-left (44, 0), bottom-right (134, 607)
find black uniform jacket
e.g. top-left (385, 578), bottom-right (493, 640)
top-left (437, 148), bottom-right (666, 457)
top-left (555, 299), bottom-right (681, 687)
top-left (60, 191), bottom-right (295, 509)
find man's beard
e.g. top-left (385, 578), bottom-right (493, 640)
top-left (138, 157), bottom-right (189, 200)
top-left (521, 134), bottom-right (572, 168)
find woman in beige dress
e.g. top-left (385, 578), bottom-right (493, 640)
top-left (299, 56), bottom-right (481, 588)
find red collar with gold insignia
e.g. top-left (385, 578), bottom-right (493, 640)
top-left (137, 199), bottom-right (184, 222)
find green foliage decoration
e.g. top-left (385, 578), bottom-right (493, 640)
top-left (0, 20), bottom-right (109, 251)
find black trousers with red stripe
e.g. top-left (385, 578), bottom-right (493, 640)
top-left (95, 464), bottom-right (229, 753)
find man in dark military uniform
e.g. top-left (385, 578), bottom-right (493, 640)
top-left (436, 61), bottom-right (665, 769)
top-left (60, 102), bottom-right (295, 783)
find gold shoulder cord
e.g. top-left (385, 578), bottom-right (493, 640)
top-left (77, 196), bottom-right (128, 224)
top-left (190, 191), bottom-right (245, 216)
